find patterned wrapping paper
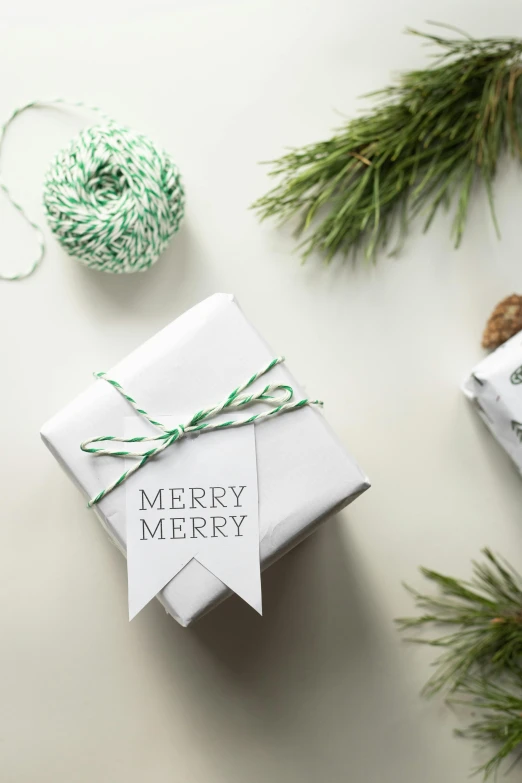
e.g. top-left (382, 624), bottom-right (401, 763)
top-left (41, 294), bottom-right (370, 627)
top-left (463, 330), bottom-right (522, 474)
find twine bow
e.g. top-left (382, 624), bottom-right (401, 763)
top-left (81, 356), bottom-right (323, 507)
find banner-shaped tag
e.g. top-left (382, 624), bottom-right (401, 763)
top-left (124, 417), bottom-right (261, 620)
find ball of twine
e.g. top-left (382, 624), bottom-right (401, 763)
top-left (0, 101), bottom-right (185, 281)
top-left (44, 124), bottom-right (184, 274)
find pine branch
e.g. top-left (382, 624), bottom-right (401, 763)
top-left (396, 549), bottom-right (522, 695)
top-left (451, 676), bottom-right (522, 779)
top-left (398, 551), bottom-right (522, 777)
top-left (253, 25), bottom-right (522, 263)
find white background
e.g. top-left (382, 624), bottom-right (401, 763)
top-left (1, 1), bottom-right (522, 781)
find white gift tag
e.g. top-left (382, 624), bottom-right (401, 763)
top-left (124, 418), bottom-right (261, 620)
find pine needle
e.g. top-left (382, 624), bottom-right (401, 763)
top-left (252, 26), bottom-right (522, 263)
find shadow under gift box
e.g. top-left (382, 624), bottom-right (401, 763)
top-left (40, 293), bottom-right (370, 627)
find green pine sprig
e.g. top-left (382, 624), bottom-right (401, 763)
top-left (397, 549), bottom-right (522, 695)
top-left (253, 25), bottom-right (522, 263)
top-left (398, 549), bottom-right (522, 778)
top-left (450, 677), bottom-right (522, 779)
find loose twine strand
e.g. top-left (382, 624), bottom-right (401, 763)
top-left (0, 99), bottom-right (184, 281)
top-left (81, 357), bottom-right (323, 507)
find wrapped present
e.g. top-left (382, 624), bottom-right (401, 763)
top-left (41, 293), bottom-right (369, 626)
top-left (463, 330), bottom-right (522, 474)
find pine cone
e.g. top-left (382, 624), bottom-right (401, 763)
top-left (482, 294), bottom-right (522, 350)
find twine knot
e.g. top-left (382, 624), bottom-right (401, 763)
top-left (81, 357), bottom-right (323, 507)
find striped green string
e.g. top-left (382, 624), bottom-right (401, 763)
top-left (0, 99), bottom-right (184, 280)
top-left (81, 357), bottom-right (323, 507)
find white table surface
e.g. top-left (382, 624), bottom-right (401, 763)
top-left (2, 1), bottom-right (522, 781)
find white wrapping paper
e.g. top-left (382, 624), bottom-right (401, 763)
top-left (41, 294), bottom-right (370, 626)
top-left (463, 330), bottom-right (522, 474)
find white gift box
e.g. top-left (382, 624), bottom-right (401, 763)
top-left (41, 293), bottom-right (370, 626)
top-left (463, 330), bottom-right (522, 474)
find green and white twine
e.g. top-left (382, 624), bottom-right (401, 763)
top-left (81, 356), bottom-right (323, 507)
top-left (0, 99), bottom-right (184, 280)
